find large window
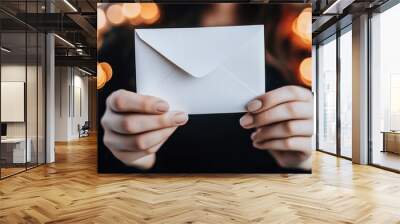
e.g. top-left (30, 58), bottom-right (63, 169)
top-left (339, 28), bottom-right (352, 158)
top-left (317, 27), bottom-right (352, 159)
top-left (317, 36), bottom-right (337, 154)
top-left (370, 2), bottom-right (400, 171)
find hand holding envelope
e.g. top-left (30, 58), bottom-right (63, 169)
top-left (101, 25), bottom-right (313, 170)
top-left (135, 25), bottom-right (266, 114)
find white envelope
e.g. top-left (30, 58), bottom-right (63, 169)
top-left (134, 25), bottom-right (265, 114)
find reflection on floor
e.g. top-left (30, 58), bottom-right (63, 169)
top-left (0, 167), bottom-right (25, 178)
top-left (373, 150), bottom-right (400, 171)
top-left (0, 163), bottom-right (42, 179)
top-left (341, 147), bottom-right (352, 158)
top-left (0, 135), bottom-right (400, 223)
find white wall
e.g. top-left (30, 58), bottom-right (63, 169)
top-left (1, 63), bottom-right (46, 164)
top-left (54, 67), bottom-right (89, 141)
top-left (55, 67), bottom-right (70, 141)
top-left (1, 65), bottom-right (41, 138)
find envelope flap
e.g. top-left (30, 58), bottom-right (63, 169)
top-left (135, 25), bottom-right (263, 78)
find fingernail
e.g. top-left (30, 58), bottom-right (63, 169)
top-left (246, 100), bottom-right (262, 112)
top-left (173, 112), bottom-right (188, 125)
top-left (239, 114), bottom-right (253, 127)
top-left (155, 101), bottom-right (169, 113)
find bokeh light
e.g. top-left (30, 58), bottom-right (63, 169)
top-left (106, 4), bottom-right (125, 25)
top-left (97, 30), bottom-right (103, 50)
top-left (139, 3), bottom-right (160, 24)
top-left (122, 3), bottom-right (141, 20)
top-left (97, 64), bottom-right (106, 90)
top-left (99, 62), bottom-right (113, 82)
top-left (97, 8), bottom-right (107, 32)
top-left (97, 62), bottom-right (113, 89)
top-left (292, 8), bottom-right (312, 45)
top-left (299, 57), bottom-right (312, 86)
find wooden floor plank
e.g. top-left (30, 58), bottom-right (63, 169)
top-left (0, 135), bottom-right (400, 223)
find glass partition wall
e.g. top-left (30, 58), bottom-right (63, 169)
top-left (370, 2), bottom-right (400, 171)
top-left (0, 2), bottom-right (46, 179)
top-left (316, 26), bottom-right (352, 159)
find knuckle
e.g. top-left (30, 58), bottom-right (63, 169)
top-left (300, 151), bottom-right (310, 160)
top-left (284, 138), bottom-right (295, 149)
top-left (121, 118), bottom-right (135, 133)
top-left (112, 94), bottom-right (125, 111)
top-left (144, 147), bottom-right (158, 155)
top-left (285, 121), bottom-right (295, 134)
top-left (133, 136), bottom-right (147, 151)
top-left (140, 96), bottom-right (153, 111)
top-left (255, 112), bottom-right (268, 126)
top-left (158, 114), bottom-right (171, 127)
top-left (100, 115), bottom-right (108, 128)
top-left (277, 158), bottom-right (287, 167)
top-left (286, 103), bottom-right (297, 117)
top-left (107, 90), bottom-right (123, 107)
top-left (103, 134), bottom-right (112, 149)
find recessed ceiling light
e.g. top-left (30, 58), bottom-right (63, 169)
top-left (63, 0), bottom-right (78, 12)
top-left (54, 34), bottom-right (75, 48)
top-left (78, 67), bottom-right (93, 76)
top-left (1, 47), bottom-right (11, 53)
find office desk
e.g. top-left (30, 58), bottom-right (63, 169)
top-left (1, 138), bottom-right (31, 163)
top-left (382, 131), bottom-right (400, 154)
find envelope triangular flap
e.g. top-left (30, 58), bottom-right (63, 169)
top-left (135, 25), bottom-right (263, 78)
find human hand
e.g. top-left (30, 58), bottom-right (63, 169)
top-left (101, 90), bottom-right (188, 170)
top-left (240, 86), bottom-right (313, 169)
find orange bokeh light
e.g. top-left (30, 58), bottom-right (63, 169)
top-left (292, 8), bottom-right (312, 45)
top-left (97, 64), bottom-right (106, 90)
top-left (106, 4), bottom-right (125, 25)
top-left (97, 8), bottom-right (107, 32)
top-left (299, 57), bottom-right (312, 86)
top-left (139, 3), bottom-right (160, 24)
top-left (122, 3), bottom-right (141, 19)
top-left (97, 62), bottom-right (113, 89)
top-left (99, 62), bottom-right (113, 82)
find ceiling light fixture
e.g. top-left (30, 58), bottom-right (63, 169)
top-left (78, 67), bottom-right (93, 76)
top-left (1, 47), bottom-right (11, 53)
top-left (63, 0), bottom-right (78, 12)
top-left (322, 0), bottom-right (355, 15)
top-left (54, 34), bottom-right (75, 48)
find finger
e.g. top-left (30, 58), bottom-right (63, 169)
top-left (246, 86), bottom-right (313, 113)
top-left (109, 144), bottom-right (161, 168)
top-left (269, 150), bottom-right (311, 168)
top-left (102, 110), bottom-right (188, 134)
top-left (107, 89), bottom-right (169, 114)
top-left (252, 120), bottom-right (313, 142)
top-left (240, 101), bottom-right (313, 129)
top-left (253, 137), bottom-right (312, 156)
top-left (104, 127), bottom-right (177, 152)
top-left (109, 148), bottom-right (153, 166)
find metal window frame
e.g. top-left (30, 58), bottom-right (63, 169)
top-left (367, 0), bottom-right (400, 173)
top-left (315, 22), bottom-right (353, 161)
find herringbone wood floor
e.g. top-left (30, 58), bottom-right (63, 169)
top-left (0, 135), bottom-right (399, 224)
